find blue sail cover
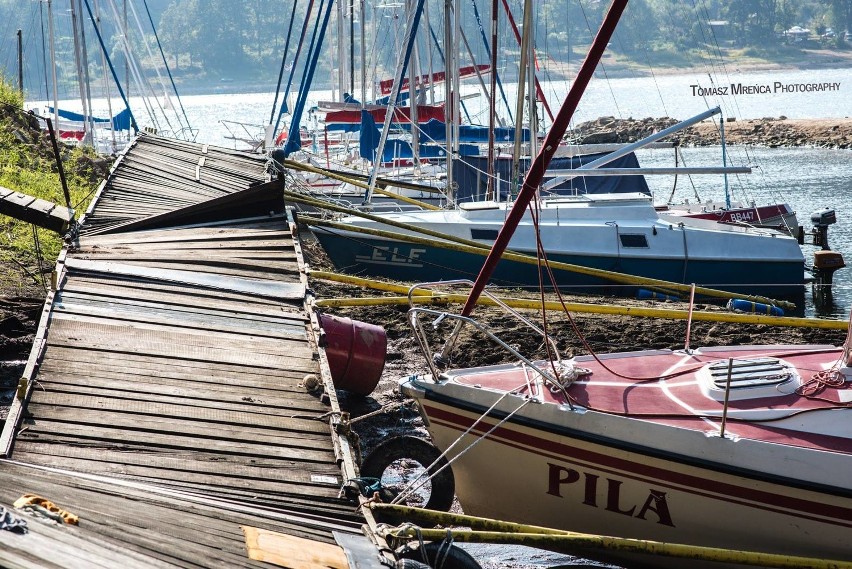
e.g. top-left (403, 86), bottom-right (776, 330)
top-left (415, 119), bottom-right (530, 143)
top-left (380, 140), bottom-right (478, 162)
top-left (452, 151), bottom-right (651, 203)
top-left (359, 110), bottom-right (380, 162)
top-left (49, 106), bottom-right (132, 130)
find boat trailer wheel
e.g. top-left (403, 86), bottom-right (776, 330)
top-left (360, 435), bottom-right (455, 512)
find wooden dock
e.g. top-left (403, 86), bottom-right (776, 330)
top-left (0, 135), bottom-right (381, 567)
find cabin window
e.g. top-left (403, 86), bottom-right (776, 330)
top-left (471, 229), bottom-right (499, 240)
top-left (619, 234), bottom-right (648, 248)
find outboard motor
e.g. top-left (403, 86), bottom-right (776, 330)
top-left (810, 208), bottom-right (845, 306)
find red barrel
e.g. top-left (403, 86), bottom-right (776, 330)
top-left (319, 313), bottom-right (387, 396)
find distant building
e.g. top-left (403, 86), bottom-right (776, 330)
top-left (708, 20), bottom-right (729, 40)
top-left (783, 26), bottom-right (811, 43)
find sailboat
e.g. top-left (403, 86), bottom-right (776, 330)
top-left (391, 2), bottom-right (851, 566)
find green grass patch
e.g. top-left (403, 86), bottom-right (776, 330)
top-left (1, 77), bottom-right (105, 294)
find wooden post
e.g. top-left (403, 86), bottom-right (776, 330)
top-left (17, 29), bottom-right (23, 95)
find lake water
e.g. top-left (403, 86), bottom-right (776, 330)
top-left (31, 68), bottom-right (852, 319)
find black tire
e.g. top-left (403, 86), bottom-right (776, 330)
top-left (360, 435), bottom-right (455, 512)
top-left (399, 541), bottom-right (482, 569)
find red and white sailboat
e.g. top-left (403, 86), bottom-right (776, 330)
top-left (401, 295), bottom-right (852, 566)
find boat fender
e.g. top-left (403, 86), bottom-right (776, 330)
top-left (360, 436), bottom-right (455, 513)
top-left (397, 540), bottom-right (482, 569)
top-left (726, 298), bottom-right (784, 317)
top-left (636, 288), bottom-right (680, 302)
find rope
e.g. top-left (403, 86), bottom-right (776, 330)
top-left (391, 387), bottom-right (530, 506)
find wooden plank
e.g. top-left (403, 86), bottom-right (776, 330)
top-left (64, 258), bottom-right (304, 299)
top-left (33, 381), bottom-right (330, 419)
top-left (56, 289), bottom-right (306, 324)
top-left (22, 408), bottom-right (329, 447)
top-left (44, 324), bottom-right (316, 367)
top-left (73, 259), bottom-right (302, 280)
top-left (15, 431), bottom-right (337, 469)
top-left (35, 369), bottom-right (322, 404)
top-left (78, 227), bottom-right (293, 247)
top-left (50, 307), bottom-right (307, 341)
top-left (46, 317), bottom-right (312, 353)
top-left (39, 346), bottom-right (316, 382)
top-left (75, 250), bottom-right (298, 267)
top-left (61, 277), bottom-right (294, 309)
top-left (19, 420), bottom-right (333, 459)
top-left (2, 191), bottom-right (37, 208)
top-left (26, 397), bottom-right (327, 433)
top-left (75, 239), bottom-right (293, 252)
top-left (0, 191), bottom-right (70, 233)
top-left (12, 448), bottom-right (342, 498)
top-left (37, 358), bottom-right (317, 393)
top-left (243, 527), bottom-right (349, 569)
top-left (44, 330), bottom-right (314, 363)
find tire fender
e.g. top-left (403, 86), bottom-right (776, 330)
top-left (360, 435), bottom-right (455, 512)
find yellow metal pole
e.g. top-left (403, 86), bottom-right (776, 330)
top-left (384, 527), bottom-right (852, 569)
top-left (312, 293), bottom-right (849, 330)
top-left (282, 158), bottom-right (444, 193)
top-left (282, 159), bottom-right (442, 210)
top-left (302, 214), bottom-right (796, 310)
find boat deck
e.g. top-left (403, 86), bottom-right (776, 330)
top-left (447, 345), bottom-right (852, 453)
top-left (0, 135), bottom-right (372, 567)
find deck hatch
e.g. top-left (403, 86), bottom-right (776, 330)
top-left (708, 357), bottom-right (792, 388)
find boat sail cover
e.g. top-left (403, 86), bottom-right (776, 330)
top-left (48, 106), bottom-right (133, 131)
top-left (452, 151), bottom-right (650, 202)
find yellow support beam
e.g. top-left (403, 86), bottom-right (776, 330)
top-left (372, 504), bottom-right (852, 569)
top-left (312, 292), bottom-right (848, 330)
top-left (282, 159), bottom-right (442, 210)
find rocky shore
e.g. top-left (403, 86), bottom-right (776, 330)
top-left (570, 116), bottom-right (852, 149)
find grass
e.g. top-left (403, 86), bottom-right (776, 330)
top-left (0, 77), bottom-right (105, 296)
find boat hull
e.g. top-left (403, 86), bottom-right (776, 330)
top-left (406, 385), bottom-right (852, 566)
top-left (313, 231), bottom-right (805, 303)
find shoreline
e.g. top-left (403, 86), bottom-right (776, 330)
top-left (570, 116), bottom-right (852, 149)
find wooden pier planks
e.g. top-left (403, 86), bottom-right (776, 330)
top-left (0, 135), bottom-right (369, 566)
top-left (0, 184), bottom-right (75, 233)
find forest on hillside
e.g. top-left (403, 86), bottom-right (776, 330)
top-left (1, 0), bottom-right (852, 97)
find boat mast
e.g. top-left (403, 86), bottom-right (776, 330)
top-left (75, 0), bottom-right (96, 144)
top-left (409, 0), bottom-right (420, 170)
top-left (500, 0), bottom-right (553, 123)
top-left (364, 0), bottom-right (427, 201)
top-left (509, 0), bottom-right (531, 198)
top-left (485, 0), bottom-right (498, 200)
top-left (423, 0), bottom-right (434, 105)
top-left (721, 116), bottom-right (730, 208)
top-left (443, 0), bottom-right (454, 201)
top-left (461, 0), bottom-right (629, 317)
top-left (360, 0), bottom-right (366, 105)
top-left (526, 0), bottom-right (537, 156)
top-left (47, 0), bottom-right (59, 127)
top-left (92, 0), bottom-right (117, 152)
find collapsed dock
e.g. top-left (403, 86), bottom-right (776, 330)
top-left (0, 134), bottom-right (382, 568)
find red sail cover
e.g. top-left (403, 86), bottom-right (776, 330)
top-left (379, 64), bottom-right (491, 96)
top-left (324, 105), bottom-right (446, 125)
